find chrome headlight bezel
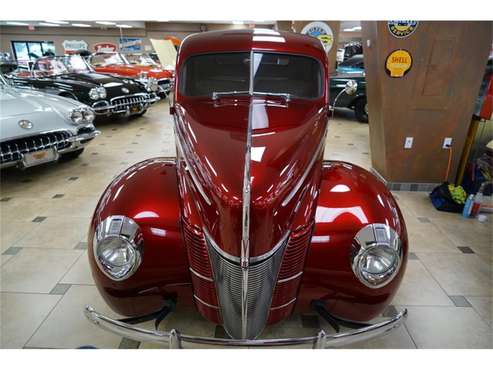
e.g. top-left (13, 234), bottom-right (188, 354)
top-left (89, 87), bottom-right (100, 100)
top-left (97, 86), bottom-right (107, 99)
top-left (93, 215), bottom-right (143, 281)
top-left (70, 107), bottom-right (95, 125)
top-left (351, 223), bottom-right (403, 289)
top-left (146, 77), bottom-right (158, 92)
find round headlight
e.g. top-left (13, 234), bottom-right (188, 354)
top-left (351, 223), bottom-right (402, 289)
top-left (97, 86), bottom-right (107, 99)
top-left (147, 77), bottom-right (158, 92)
top-left (89, 87), bottom-right (100, 100)
top-left (93, 216), bottom-right (143, 281)
top-left (82, 108), bottom-right (95, 123)
top-left (70, 109), bottom-right (83, 124)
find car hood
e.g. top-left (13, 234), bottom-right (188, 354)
top-left (63, 72), bottom-right (147, 96)
top-left (0, 87), bottom-right (81, 140)
top-left (176, 96), bottom-right (327, 258)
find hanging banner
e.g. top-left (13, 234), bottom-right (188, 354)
top-left (62, 40), bottom-right (88, 53)
top-left (119, 37), bottom-right (143, 53)
top-left (385, 49), bottom-right (413, 78)
top-left (301, 21), bottom-right (334, 52)
top-left (387, 21), bottom-right (419, 38)
top-left (93, 42), bottom-right (117, 52)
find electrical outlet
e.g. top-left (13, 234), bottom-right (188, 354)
top-left (443, 137), bottom-right (452, 149)
top-left (404, 137), bottom-right (413, 149)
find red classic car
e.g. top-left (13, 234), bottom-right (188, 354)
top-left (85, 29), bottom-right (408, 348)
top-left (88, 52), bottom-right (172, 97)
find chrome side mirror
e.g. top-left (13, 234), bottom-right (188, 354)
top-left (344, 80), bottom-right (358, 95)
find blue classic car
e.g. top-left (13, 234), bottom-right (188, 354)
top-left (336, 54), bottom-right (365, 74)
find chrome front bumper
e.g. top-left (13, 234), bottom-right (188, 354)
top-left (84, 306), bottom-right (407, 349)
top-left (92, 95), bottom-right (160, 115)
top-left (0, 129), bottom-right (100, 169)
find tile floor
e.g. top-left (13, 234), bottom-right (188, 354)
top-left (0, 103), bottom-right (492, 349)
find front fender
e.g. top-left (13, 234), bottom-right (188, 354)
top-left (297, 161), bottom-right (408, 322)
top-left (88, 158), bottom-right (191, 317)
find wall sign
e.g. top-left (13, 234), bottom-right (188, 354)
top-left (387, 21), bottom-right (419, 38)
top-left (385, 49), bottom-right (412, 78)
top-left (93, 42), bottom-right (117, 52)
top-left (301, 21), bottom-right (334, 52)
top-left (119, 37), bottom-right (143, 53)
top-left (62, 40), bottom-right (88, 53)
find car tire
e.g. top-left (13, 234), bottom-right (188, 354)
top-left (354, 97), bottom-right (369, 123)
top-left (60, 148), bottom-right (84, 161)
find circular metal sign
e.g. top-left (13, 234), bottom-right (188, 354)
top-left (385, 49), bottom-right (413, 78)
top-left (387, 21), bottom-right (419, 38)
top-left (301, 21), bottom-right (334, 52)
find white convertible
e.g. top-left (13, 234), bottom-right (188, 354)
top-left (0, 74), bottom-right (99, 169)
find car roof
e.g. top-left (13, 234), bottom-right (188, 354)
top-left (178, 28), bottom-right (327, 63)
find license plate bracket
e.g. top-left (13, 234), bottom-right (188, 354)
top-left (22, 148), bottom-right (58, 168)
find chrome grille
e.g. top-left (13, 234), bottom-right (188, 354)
top-left (110, 94), bottom-right (150, 112)
top-left (207, 236), bottom-right (288, 339)
top-left (183, 222), bottom-right (213, 279)
top-left (0, 131), bottom-right (72, 164)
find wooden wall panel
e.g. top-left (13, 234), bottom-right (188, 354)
top-left (362, 21), bottom-right (492, 184)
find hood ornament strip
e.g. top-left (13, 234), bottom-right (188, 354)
top-left (240, 50), bottom-right (255, 339)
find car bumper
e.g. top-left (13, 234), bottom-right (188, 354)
top-left (84, 306), bottom-right (407, 349)
top-left (0, 128), bottom-right (100, 169)
top-left (92, 94), bottom-right (160, 116)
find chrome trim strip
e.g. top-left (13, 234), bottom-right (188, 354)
top-left (189, 267), bottom-right (213, 282)
top-left (84, 305), bottom-right (408, 348)
top-left (193, 295), bottom-right (220, 309)
top-left (239, 50), bottom-right (255, 339)
top-left (203, 227), bottom-right (289, 265)
top-left (270, 298), bottom-right (296, 311)
top-left (173, 122), bottom-right (212, 206)
top-left (281, 129), bottom-right (327, 207)
top-left (277, 271), bottom-right (303, 284)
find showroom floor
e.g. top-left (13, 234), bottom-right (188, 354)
top-left (0, 101), bottom-right (491, 349)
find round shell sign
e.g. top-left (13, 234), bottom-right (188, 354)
top-left (301, 21), bottom-right (334, 52)
top-left (385, 49), bottom-right (412, 78)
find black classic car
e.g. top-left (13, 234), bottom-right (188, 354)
top-left (329, 72), bottom-right (368, 123)
top-left (7, 55), bottom-right (160, 119)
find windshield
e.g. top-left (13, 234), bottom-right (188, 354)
top-left (90, 53), bottom-right (127, 67)
top-left (33, 58), bottom-right (69, 76)
top-left (179, 52), bottom-right (323, 99)
top-left (125, 54), bottom-right (158, 66)
top-left (57, 55), bottom-right (92, 73)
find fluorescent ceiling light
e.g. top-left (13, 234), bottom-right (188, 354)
top-left (343, 26), bottom-right (362, 32)
top-left (38, 22), bottom-right (60, 27)
top-left (96, 21), bottom-right (117, 25)
top-left (72, 23), bottom-right (91, 27)
top-left (6, 22), bottom-right (29, 26)
top-left (45, 20), bottom-right (69, 24)
top-left (116, 24), bottom-right (133, 28)
top-left (232, 21), bottom-right (244, 25)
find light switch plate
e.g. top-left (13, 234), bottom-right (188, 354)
top-left (404, 137), bottom-right (413, 149)
top-left (443, 137), bottom-right (452, 149)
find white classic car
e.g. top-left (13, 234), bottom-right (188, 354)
top-left (0, 74), bottom-right (99, 169)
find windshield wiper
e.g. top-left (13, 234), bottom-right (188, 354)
top-left (253, 92), bottom-right (292, 102)
top-left (212, 90), bottom-right (250, 100)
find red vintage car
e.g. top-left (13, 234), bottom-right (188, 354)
top-left (88, 52), bottom-right (173, 97)
top-left (85, 29), bottom-right (408, 348)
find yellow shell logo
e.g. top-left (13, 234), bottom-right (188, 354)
top-left (318, 34), bottom-right (333, 45)
top-left (385, 49), bottom-right (412, 78)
